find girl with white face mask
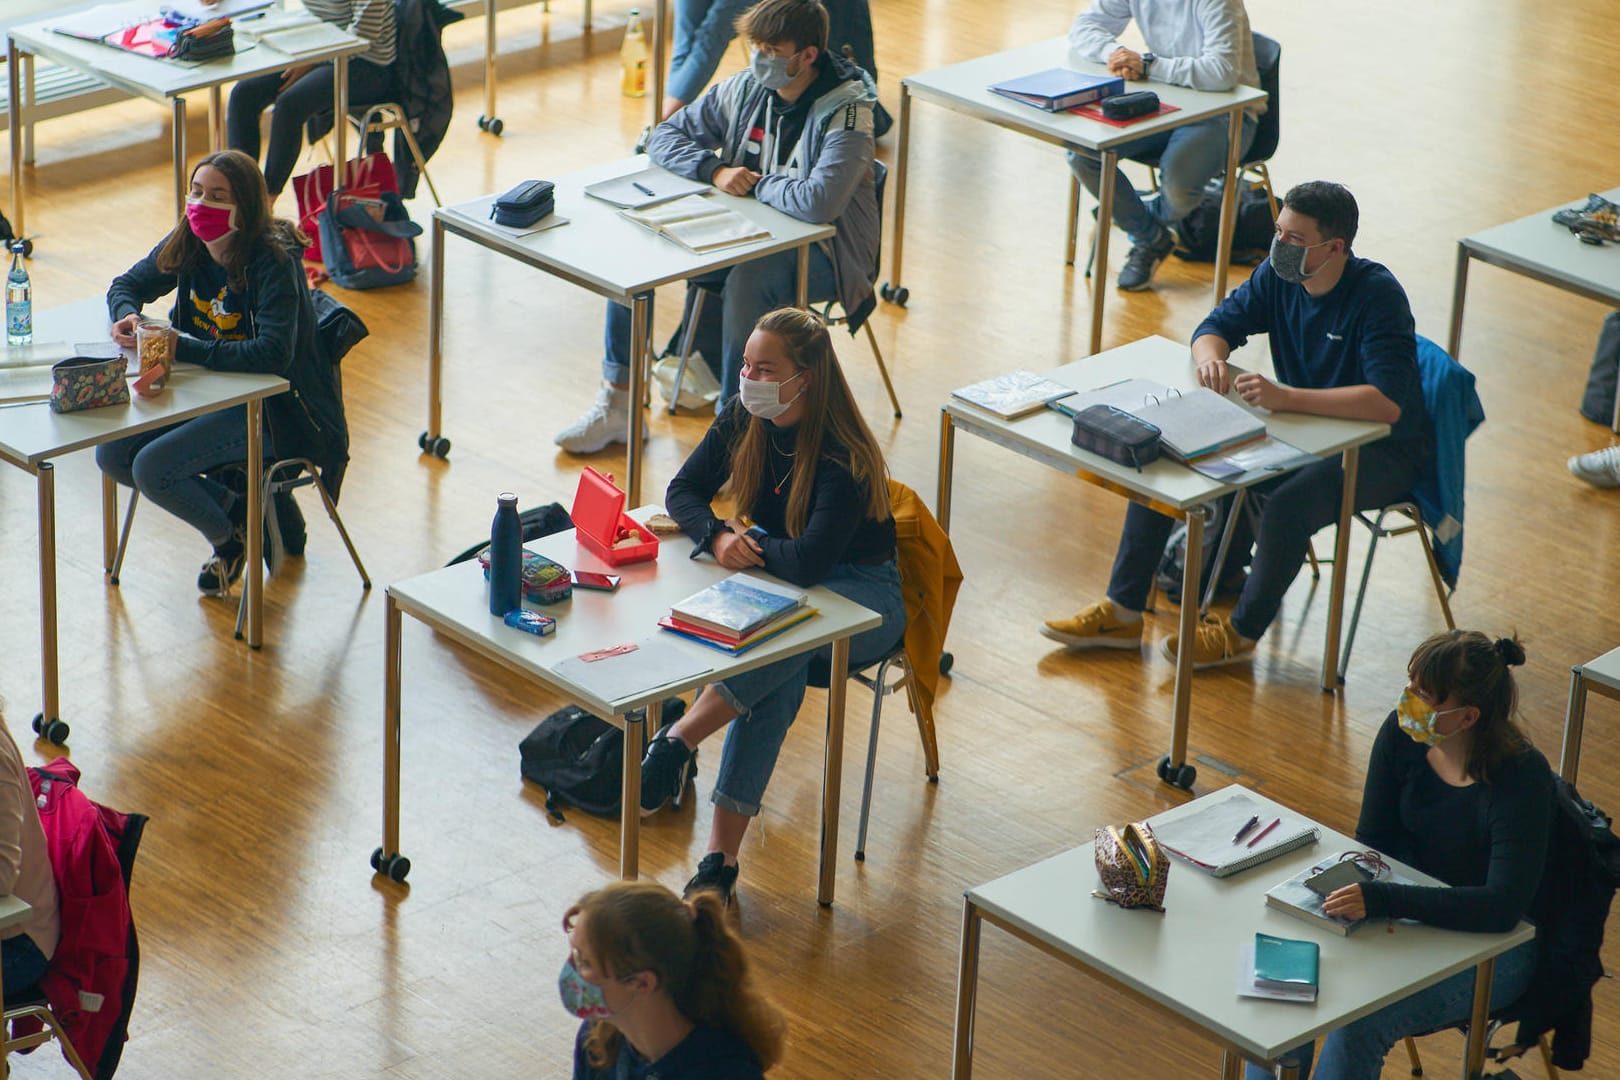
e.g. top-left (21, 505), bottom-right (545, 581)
top-left (644, 308), bottom-right (906, 908)
top-left (1249, 630), bottom-right (1555, 1080)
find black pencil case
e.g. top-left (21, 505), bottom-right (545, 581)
top-left (491, 180), bottom-right (555, 228)
top-left (1102, 91), bottom-right (1159, 121)
top-left (1070, 404), bottom-right (1161, 471)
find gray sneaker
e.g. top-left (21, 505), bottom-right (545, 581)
top-left (1117, 226), bottom-right (1175, 292)
top-left (1569, 446), bottom-right (1620, 488)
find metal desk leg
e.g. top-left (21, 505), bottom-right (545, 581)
top-left (207, 85), bottom-right (224, 151)
top-left (426, 216), bottom-right (446, 449)
top-left (378, 592), bottom-right (406, 877)
top-left (1218, 1050), bottom-right (1243, 1079)
top-left (1320, 445), bottom-right (1360, 691)
top-left (171, 97), bottom-right (187, 220)
top-left (1211, 107), bottom-right (1244, 304)
top-left (1561, 665), bottom-right (1587, 784)
top-left (950, 896), bottom-right (982, 1079)
top-left (8, 39), bottom-right (23, 241)
top-left (101, 474), bottom-right (119, 573)
top-left (1065, 175), bottom-right (1081, 266)
top-left (1463, 959), bottom-right (1495, 1079)
top-left (1447, 243), bottom-right (1469, 360)
top-left (333, 54), bottom-right (349, 171)
top-left (817, 635), bottom-right (850, 906)
top-left (651, 0), bottom-right (667, 127)
top-left (796, 243), bottom-right (810, 308)
top-left (22, 52), bottom-right (35, 166)
top-left (1164, 509), bottom-right (1202, 787)
top-left (1088, 150), bottom-right (1117, 356)
top-left (620, 700), bottom-right (653, 879)
top-left (626, 292), bottom-right (652, 507)
top-left (37, 463), bottom-right (59, 734)
top-left (886, 84), bottom-right (911, 296)
top-left (243, 399), bottom-right (264, 648)
top-left (936, 408), bottom-right (955, 531)
top-left (483, 0), bottom-right (498, 130)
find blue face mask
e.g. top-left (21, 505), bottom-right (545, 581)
top-left (557, 956), bottom-right (612, 1021)
top-left (750, 48), bottom-right (795, 91)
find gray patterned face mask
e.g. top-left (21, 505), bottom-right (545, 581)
top-left (1268, 235), bottom-right (1334, 284)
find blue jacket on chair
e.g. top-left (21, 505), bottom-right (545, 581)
top-left (1410, 335), bottom-right (1484, 589)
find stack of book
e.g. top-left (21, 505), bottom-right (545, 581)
top-left (988, 69), bottom-right (1125, 112)
top-left (660, 573), bottom-right (816, 655)
top-left (1237, 932), bottom-right (1320, 1003)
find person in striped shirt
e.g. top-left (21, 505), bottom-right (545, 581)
top-left (224, 0), bottom-right (399, 200)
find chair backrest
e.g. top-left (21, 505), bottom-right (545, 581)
top-left (1245, 32), bottom-right (1282, 166)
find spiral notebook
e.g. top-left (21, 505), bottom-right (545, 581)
top-left (1148, 788), bottom-right (1318, 878)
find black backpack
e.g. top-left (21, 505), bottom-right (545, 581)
top-left (520, 698), bottom-right (687, 822)
top-left (1172, 181), bottom-right (1279, 265)
top-left (446, 502), bottom-right (574, 566)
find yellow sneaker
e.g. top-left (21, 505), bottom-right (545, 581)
top-left (1161, 613), bottom-right (1255, 670)
top-left (1041, 600), bottom-right (1144, 650)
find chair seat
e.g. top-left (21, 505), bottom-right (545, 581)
top-left (806, 638), bottom-right (905, 689)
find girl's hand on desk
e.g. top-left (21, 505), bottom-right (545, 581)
top-left (1235, 372), bottom-right (1290, 411)
top-left (713, 526), bottom-right (765, 570)
top-left (1322, 883), bottom-right (1367, 921)
top-left (111, 314), bottom-right (140, 349)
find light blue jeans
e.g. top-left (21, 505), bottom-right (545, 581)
top-left (1067, 114), bottom-right (1257, 245)
top-left (666, 0), bottom-right (752, 105)
top-left (708, 561), bottom-right (905, 816)
top-left (602, 244), bottom-right (837, 403)
top-left (1244, 938), bottom-right (1538, 1080)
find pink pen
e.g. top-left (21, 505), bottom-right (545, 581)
top-left (1246, 817), bottom-right (1281, 849)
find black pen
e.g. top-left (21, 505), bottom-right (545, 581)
top-left (1231, 815), bottom-right (1259, 844)
top-left (632, 181), bottom-right (655, 197)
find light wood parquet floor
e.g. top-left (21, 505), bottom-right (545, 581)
top-left (3, 0), bottom-right (1620, 1076)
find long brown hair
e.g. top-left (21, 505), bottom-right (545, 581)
top-left (565, 881), bottom-right (786, 1071)
top-left (1407, 629), bottom-right (1531, 782)
top-left (725, 308), bottom-right (890, 535)
top-left (157, 149), bottom-right (302, 292)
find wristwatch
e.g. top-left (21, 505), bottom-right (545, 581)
top-left (1141, 51), bottom-right (1156, 77)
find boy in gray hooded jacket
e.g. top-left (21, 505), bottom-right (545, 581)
top-left (557, 0), bottom-right (880, 454)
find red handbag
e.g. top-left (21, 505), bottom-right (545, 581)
top-left (291, 152), bottom-right (400, 263)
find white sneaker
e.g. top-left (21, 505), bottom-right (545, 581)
top-left (653, 352), bottom-right (721, 411)
top-left (555, 384), bottom-right (630, 454)
top-left (1569, 445), bottom-right (1620, 489)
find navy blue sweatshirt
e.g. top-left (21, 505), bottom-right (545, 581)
top-left (1194, 255), bottom-right (1429, 450)
top-left (573, 1022), bottom-right (765, 1080)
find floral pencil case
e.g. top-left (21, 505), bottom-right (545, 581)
top-left (50, 356), bottom-right (130, 414)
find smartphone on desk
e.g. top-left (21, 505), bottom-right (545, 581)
top-left (571, 570), bottom-right (621, 592)
top-left (1303, 860), bottom-right (1373, 898)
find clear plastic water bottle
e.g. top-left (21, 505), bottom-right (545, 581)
top-left (620, 10), bottom-right (648, 98)
top-left (6, 242), bottom-right (31, 347)
top-left (488, 492), bottom-right (523, 616)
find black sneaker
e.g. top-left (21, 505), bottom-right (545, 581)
top-left (1117, 225), bottom-right (1175, 292)
top-left (198, 539), bottom-right (247, 594)
top-left (639, 725), bottom-right (697, 817)
top-left (683, 851), bottom-right (739, 908)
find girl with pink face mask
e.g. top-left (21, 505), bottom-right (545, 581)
top-left (98, 150), bottom-right (350, 596)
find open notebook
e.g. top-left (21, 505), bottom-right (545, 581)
top-left (1148, 788), bottom-right (1318, 878)
top-left (619, 195), bottom-right (771, 253)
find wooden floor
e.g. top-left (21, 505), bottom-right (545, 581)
top-left (4, 0), bottom-right (1620, 1076)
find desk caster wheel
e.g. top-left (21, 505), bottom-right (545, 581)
top-left (418, 432), bottom-right (451, 458)
top-left (478, 115), bottom-right (504, 136)
top-left (371, 847), bottom-right (411, 882)
top-left (1156, 756), bottom-right (1195, 791)
top-left (12, 237), bottom-right (34, 259)
top-left (938, 651), bottom-right (953, 677)
top-left (32, 714), bottom-right (69, 745)
top-left (879, 282), bottom-right (909, 307)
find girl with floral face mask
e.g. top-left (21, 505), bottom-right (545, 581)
top-left (1248, 630), bottom-right (1555, 1080)
top-left (562, 881), bottom-right (785, 1079)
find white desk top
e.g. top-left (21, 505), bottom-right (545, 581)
top-left (1461, 187), bottom-right (1620, 304)
top-left (1581, 645), bottom-right (1620, 692)
top-left (387, 507), bottom-right (884, 720)
top-left (434, 157), bottom-right (838, 305)
top-left (0, 299), bottom-right (288, 469)
top-left (10, 3), bottom-right (368, 103)
top-left (902, 38), bottom-right (1266, 152)
top-left (967, 785), bottom-right (1535, 1064)
top-left (944, 336), bottom-right (1390, 512)
top-left (0, 894), bottom-right (31, 935)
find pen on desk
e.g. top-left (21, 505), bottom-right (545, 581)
top-left (1047, 400), bottom-right (1077, 419)
top-left (1246, 817), bottom-right (1281, 848)
top-left (632, 181), bottom-right (656, 196)
top-left (1231, 815), bottom-right (1260, 844)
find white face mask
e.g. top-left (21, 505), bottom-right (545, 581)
top-left (739, 369), bottom-right (806, 420)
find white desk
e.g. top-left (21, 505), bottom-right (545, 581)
top-left (376, 506), bottom-right (882, 904)
top-left (0, 300), bottom-right (287, 741)
top-left (7, 4), bottom-right (368, 239)
top-left (1560, 644), bottom-right (1620, 785)
top-left (1447, 186), bottom-right (1620, 432)
top-left (889, 38), bottom-right (1266, 354)
top-left (937, 336), bottom-right (1389, 789)
top-left (951, 785), bottom-right (1535, 1078)
top-left (424, 156), bottom-right (835, 505)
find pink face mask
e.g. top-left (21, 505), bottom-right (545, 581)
top-left (185, 197), bottom-right (238, 243)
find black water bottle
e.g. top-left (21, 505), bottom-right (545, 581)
top-left (488, 492), bottom-right (522, 615)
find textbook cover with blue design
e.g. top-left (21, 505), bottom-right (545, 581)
top-left (989, 69), bottom-right (1124, 112)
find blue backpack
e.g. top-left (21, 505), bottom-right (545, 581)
top-left (318, 189), bottom-right (421, 290)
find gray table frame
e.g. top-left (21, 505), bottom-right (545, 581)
top-left (889, 38), bottom-right (1266, 355)
top-left (1559, 645), bottom-right (1620, 785)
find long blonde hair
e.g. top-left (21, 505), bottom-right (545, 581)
top-left (725, 308), bottom-right (890, 535)
top-left (565, 881), bottom-right (786, 1071)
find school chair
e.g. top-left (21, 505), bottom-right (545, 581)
top-left (805, 480), bottom-right (961, 860)
top-left (665, 160), bottom-right (903, 419)
top-left (347, 103), bottom-right (442, 207)
top-left (1401, 1024), bottom-right (1558, 1080)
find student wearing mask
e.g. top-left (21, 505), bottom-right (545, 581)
top-left (562, 880), bottom-right (786, 1078)
top-left (641, 308), bottom-right (904, 904)
top-left (1043, 182), bottom-right (1430, 668)
top-left (556, 0), bottom-right (879, 454)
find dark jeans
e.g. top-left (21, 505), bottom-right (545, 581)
top-left (226, 58), bottom-right (398, 196)
top-left (1106, 439), bottom-right (1427, 641)
top-left (2, 933), bottom-right (48, 994)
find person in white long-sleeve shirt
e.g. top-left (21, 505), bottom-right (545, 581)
top-left (1067, 0), bottom-right (1265, 291)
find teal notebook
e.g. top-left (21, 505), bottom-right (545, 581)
top-left (1253, 932), bottom-right (1319, 990)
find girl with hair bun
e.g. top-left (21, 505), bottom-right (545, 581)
top-left (561, 880), bottom-right (786, 1078)
top-left (1249, 630), bottom-right (1556, 1080)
